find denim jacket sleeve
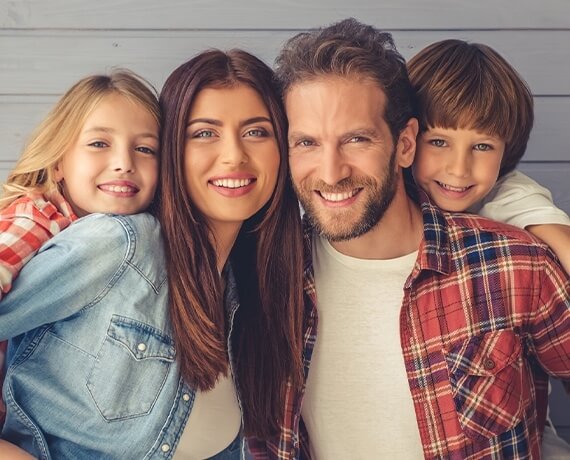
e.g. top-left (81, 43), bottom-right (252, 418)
top-left (0, 213), bottom-right (142, 340)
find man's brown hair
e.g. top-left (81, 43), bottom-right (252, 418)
top-left (275, 17), bottom-right (417, 143)
top-left (408, 39), bottom-right (534, 177)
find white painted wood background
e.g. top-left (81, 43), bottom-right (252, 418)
top-left (1, 0), bottom-right (569, 441)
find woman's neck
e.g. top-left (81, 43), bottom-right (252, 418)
top-left (210, 221), bottom-right (243, 274)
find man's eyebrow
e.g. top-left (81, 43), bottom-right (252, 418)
top-left (288, 131), bottom-right (311, 141)
top-left (344, 128), bottom-right (380, 139)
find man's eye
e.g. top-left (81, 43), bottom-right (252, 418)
top-left (348, 136), bottom-right (367, 143)
top-left (429, 139), bottom-right (446, 147)
top-left (298, 140), bottom-right (314, 147)
top-left (474, 143), bottom-right (492, 151)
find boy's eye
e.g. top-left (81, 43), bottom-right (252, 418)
top-left (88, 141), bottom-right (109, 148)
top-left (136, 146), bottom-right (157, 155)
top-left (473, 143), bottom-right (493, 151)
top-left (428, 139), bottom-right (446, 148)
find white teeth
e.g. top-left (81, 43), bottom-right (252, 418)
top-left (211, 178), bottom-right (253, 188)
top-left (320, 189), bottom-right (357, 202)
top-left (439, 182), bottom-right (470, 192)
top-left (101, 185), bottom-right (136, 193)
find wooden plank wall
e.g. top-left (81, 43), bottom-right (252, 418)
top-left (1, 0), bottom-right (569, 441)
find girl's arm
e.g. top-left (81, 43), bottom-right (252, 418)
top-left (0, 213), bottom-right (131, 340)
top-left (527, 224), bottom-right (570, 275)
top-left (0, 440), bottom-right (36, 459)
top-left (0, 193), bottom-right (74, 299)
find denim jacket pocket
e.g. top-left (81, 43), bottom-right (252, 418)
top-left (443, 329), bottom-right (531, 441)
top-left (87, 315), bottom-right (176, 421)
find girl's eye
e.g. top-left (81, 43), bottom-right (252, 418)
top-left (136, 146), bottom-right (156, 155)
top-left (245, 128), bottom-right (268, 137)
top-left (88, 141), bottom-right (108, 148)
top-left (428, 139), bottom-right (446, 148)
top-left (474, 143), bottom-right (493, 151)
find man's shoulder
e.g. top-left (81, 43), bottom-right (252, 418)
top-left (444, 211), bottom-right (550, 252)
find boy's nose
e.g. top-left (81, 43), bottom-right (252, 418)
top-left (446, 152), bottom-right (471, 178)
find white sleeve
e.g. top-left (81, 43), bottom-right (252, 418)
top-left (469, 170), bottom-right (570, 229)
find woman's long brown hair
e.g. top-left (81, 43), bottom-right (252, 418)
top-left (156, 49), bottom-right (304, 438)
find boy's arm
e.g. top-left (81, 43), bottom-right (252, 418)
top-left (474, 170), bottom-right (570, 229)
top-left (0, 192), bottom-right (74, 299)
top-left (527, 224), bottom-right (570, 275)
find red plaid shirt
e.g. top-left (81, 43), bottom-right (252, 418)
top-left (0, 191), bottom-right (76, 424)
top-left (248, 196), bottom-right (570, 460)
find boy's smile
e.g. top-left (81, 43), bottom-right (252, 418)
top-left (413, 127), bottom-right (505, 212)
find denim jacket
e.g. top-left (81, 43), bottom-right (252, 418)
top-left (0, 213), bottom-right (244, 460)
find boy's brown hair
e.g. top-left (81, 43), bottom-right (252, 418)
top-left (407, 39), bottom-right (533, 177)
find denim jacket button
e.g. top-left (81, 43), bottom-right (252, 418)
top-left (182, 393), bottom-right (190, 402)
top-left (137, 343), bottom-right (147, 352)
top-left (161, 443), bottom-right (170, 453)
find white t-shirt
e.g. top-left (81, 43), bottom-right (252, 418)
top-left (469, 170), bottom-right (570, 228)
top-left (301, 234), bottom-right (424, 459)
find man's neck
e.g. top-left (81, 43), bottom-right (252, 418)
top-left (329, 190), bottom-right (423, 260)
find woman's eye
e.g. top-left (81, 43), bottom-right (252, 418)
top-left (88, 141), bottom-right (108, 148)
top-left (474, 143), bottom-right (492, 151)
top-left (136, 146), bottom-right (156, 155)
top-left (194, 130), bottom-right (215, 138)
top-left (245, 128), bottom-right (268, 137)
top-left (428, 139), bottom-right (446, 148)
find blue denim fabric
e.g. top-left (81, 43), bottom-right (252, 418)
top-left (207, 435), bottom-right (242, 460)
top-left (0, 213), bottom-right (244, 460)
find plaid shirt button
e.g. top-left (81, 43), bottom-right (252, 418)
top-left (484, 358), bottom-right (496, 370)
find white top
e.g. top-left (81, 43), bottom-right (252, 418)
top-left (469, 170), bottom-right (570, 228)
top-left (173, 373), bottom-right (241, 460)
top-left (302, 234), bottom-right (424, 459)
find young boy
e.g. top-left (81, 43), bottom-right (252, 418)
top-left (408, 39), bottom-right (570, 459)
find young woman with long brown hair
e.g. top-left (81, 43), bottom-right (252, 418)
top-left (0, 50), bottom-right (304, 459)
top-left (156, 48), bottom-right (305, 457)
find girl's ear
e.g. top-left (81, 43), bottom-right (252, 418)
top-left (54, 161), bottom-right (64, 182)
top-left (396, 118), bottom-right (419, 169)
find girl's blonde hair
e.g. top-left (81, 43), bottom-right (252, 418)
top-left (0, 69), bottom-right (160, 209)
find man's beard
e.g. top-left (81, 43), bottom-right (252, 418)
top-left (295, 149), bottom-right (398, 242)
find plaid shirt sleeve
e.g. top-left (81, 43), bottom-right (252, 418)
top-left (0, 192), bottom-right (76, 299)
top-left (528, 249), bottom-right (570, 381)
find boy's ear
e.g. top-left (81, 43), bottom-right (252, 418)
top-left (396, 118), bottom-right (418, 169)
